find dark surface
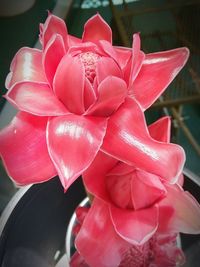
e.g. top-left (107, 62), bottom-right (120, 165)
top-left (0, 177), bottom-right (86, 267)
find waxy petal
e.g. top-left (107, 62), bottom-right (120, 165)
top-left (86, 76), bottom-right (127, 117)
top-left (131, 170), bottom-right (167, 210)
top-left (102, 98), bottom-right (185, 182)
top-left (43, 34), bottom-right (66, 86)
top-left (106, 173), bottom-right (133, 209)
top-left (82, 14), bottom-right (112, 44)
top-left (83, 151), bottom-right (117, 203)
top-left (148, 116), bottom-right (171, 143)
top-left (129, 33), bottom-right (145, 87)
top-left (75, 198), bottom-right (131, 267)
top-left (53, 54), bottom-right (85, 114)
top-left (159, 184), bottom-right (200, 234)
top-left (110, 204), bottom-right (159, 245)
top-left (0, 112), bottom-right (56, 185)
top-left (84, 78), bottom-right (96, 110)
top-left (41, 13), bottom-right (68, 50)
top-left (107, 161), bottom-right (134, 176)
top-left (114, 46), bottom-right (132, 70)
top-left (98, 40), bottom-right (118, 63)
top-left (47, 115), bottom-right (108, 190)
top-left (130, 47), bottom-right (189, 110)
top-left (6, 47), bottom-right (47, 89)
top-left (96, 57), bottom-right (122, 85)
top-left (6, 81), bottom-right (68, 116)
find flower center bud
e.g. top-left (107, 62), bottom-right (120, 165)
top-left (79, 52), bottom-right (100, 83)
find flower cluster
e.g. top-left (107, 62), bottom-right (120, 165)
top-left (0, 13), bottom-right (200, 267)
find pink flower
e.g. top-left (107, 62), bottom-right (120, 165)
top-left (73, 117), bottom-right (200, 267)
top-left (0, 14), bottom-right (188, 189)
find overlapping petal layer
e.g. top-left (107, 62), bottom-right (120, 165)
top-left (53, 54), bottom-right (85, 114)
top-left (6, 47), bottom-right (47, 89)
top-left (6, 81), bottom-right (68, 116)
top-left (159, 184), bottom-right (200, 234)
top-left (75, 198), bottom-right (131, 267)
top-left (110, 204), bottom-right (159, 245)
top-left (47, 115), bottom-right (108, 190)
top-left (43, 34), bottom-right (66, 86)
top-left (130, 47), bottom-right (189, 110)
top-left (82, 14), bottom-right (112, 44)
top-left (102, 98), bottom-right (185, 182)
top-left (40, 13), bottom-right (69, 50)
top-left (0, 112), bottom-right (56, 184)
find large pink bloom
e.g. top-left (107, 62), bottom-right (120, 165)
top-left (73, 117), bottom-right (200, 267)
top-left (0, 14), bottom-right (188, 189)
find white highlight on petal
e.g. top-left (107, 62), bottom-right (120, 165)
top-left (120, 130), bottom-right (159, 160)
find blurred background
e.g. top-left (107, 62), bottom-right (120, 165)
top-left (0, 0), bottom-right (199, 231)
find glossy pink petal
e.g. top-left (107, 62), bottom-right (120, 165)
top-left (6, 81), bottom-right (68, 116)
top-left (84, 78), bottom-right (96, 110)
top-left (107, 161), bottom-right (134, 176)
top-left (131, 170), bottom-right (167, 210)
top-left (96, 57), bottom-right (122, 84)
top-left (102, 98), bottom-right (185, 182)
top-left (41, 13), bottom-right (68, 50)
top-left (129, 33), bottom-right (145, 87)
top-left (110, 204), bottom-right (159, 245)
top-left (148, 116), bottom-right (171, 143)
top-left (47, 115), bottom-right (108, 190)
top-left (43, 34), bottom-right (66, 86)
top-left (83, 151), bottom-right (117, 202)
top-left (75, 198), bottom-right (131, 267)
top-left (130, 47), bottom-right (189, 110)
top-left (159, 184), bottom-right (200, 234)
top-left (86, 76), bottom-right (127, 116)
top-left (6, 47), bottom-right (47, 89)
top-left (114, 46), bottom-right (132, 70)
top-left (82, 14), bottom-right (112, 44)
top-left (98, 40), bottom-right (118, 62)
top-left (53, 54), bottom-right (85, 114)
top-left (0, 112), bottom-right (56, 185)
top-left (106, 173), bottom-right (133, 209)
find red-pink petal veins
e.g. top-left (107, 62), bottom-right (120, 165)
top-left (6, 81), bottom-right (68, 116)
top-left (47, 115), bottom-right (108, 190)
top-left (43, 34), bottom-right (66, 87)
top-left (130, 47), bottom-right (189, 110)
top-left (53, 54), bottom-right (85, 114)
top-left (0, 112), bottom-right (56, 185)
top-left (82, 14), bottom-right (112, 44)
top-left (6, 47), bottom-right (47, 89)
top-left (41, 13), bottom-right (69, 50)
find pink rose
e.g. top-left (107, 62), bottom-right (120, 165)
top-left (0, 14), bottom-right (188, 189)
top-left (73, 117), bottom-right (200, 267)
